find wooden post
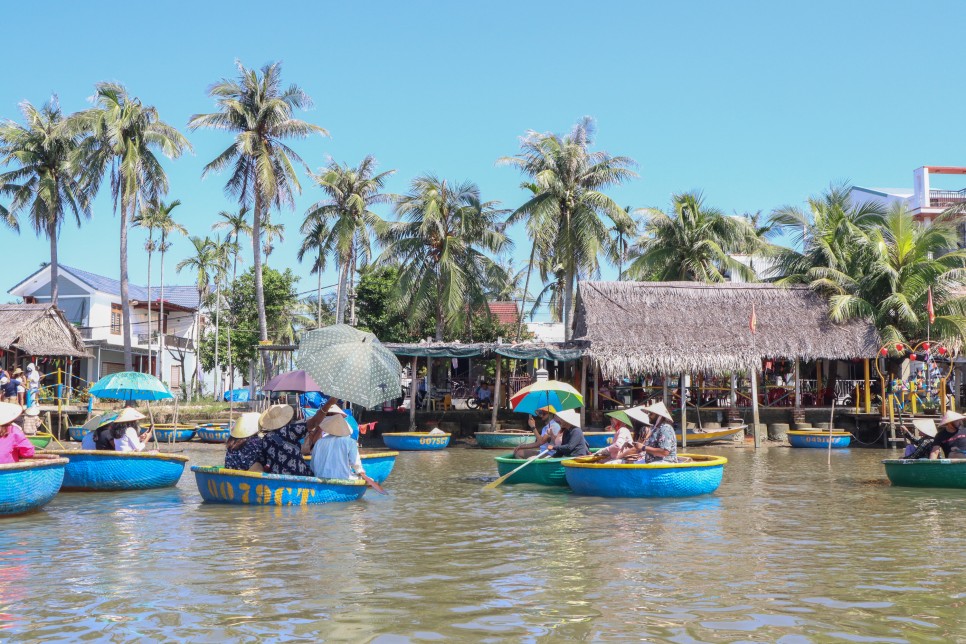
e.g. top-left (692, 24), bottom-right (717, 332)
top-left (729, 372), bottom-right (737, 408)
top-left (580, 357), bottom-right (588, 428)
top-left (816, 360), bottom-right (823, 403)
top-left (409, 357), bottom-right (417, 431)
top-left (940, 377), bottom-right (948, 416)
top-left (425, 357), bottom-right (433, 410)
top-left (662, 377), bottom-right (669, 408)
top-left (491, 356), bottom-right (502, 430)
top-left (863, 358), bottom-right (871, 414)
top-left (750, 363), bottom-right (761, 448)
top-left (794, 359), bottom-right (801, 409)
top-left (593, 362), bottom-right (600, 411)
top-left (680, 373), bottom-right (688, 449)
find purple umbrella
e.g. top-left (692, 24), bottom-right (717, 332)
top-left (262, 370), bottom-right (322, 393)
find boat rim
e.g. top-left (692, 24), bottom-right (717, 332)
top-left (788, 430), bottom-right (851, 436)
top-left (360, 451), bottom-right (399, 458)
top-left (494, 454), bottom-right (568, 464)
top-left (190, 465), bottom-right (366, 486)
top-left (562, 453), bottom-right (728, 469)
top-left (474, 431), bottom-right (531, 436)
top-left (0, 456), bottom-right (70, 471)
top-left (381, 432), bottom-right (451, 437)
top-left (44, 449), bottom-right (190, 463)
top-left (881, 458), bottom-right (966, 465)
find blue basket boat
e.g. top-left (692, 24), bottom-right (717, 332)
top-left (381, 432), bottom-right (451, 451)
top-left (196, 426), bottom-right (231, 443)
top-left (583, 432), bottom-right (613, 449)
top-left (152, 426), bottom-right (197, 443)
top-left (0, 457), bottom-right (69, 516)
top-left (360, 451), bottom-right (398, 484)
top-left (68, 426), bottom-right (86, 442)
top-left (192, 467), bottom-right (367, 505)
top-left (44, 450), bottom-right (189, 491)
top-left (562, 454), bottom-right (728, 498)
top-left (474, 432), bottom-right (532, 449)
top-left (787, 430), bottom-right (851, 449)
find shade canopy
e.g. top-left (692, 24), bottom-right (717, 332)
top-left (510, 380), bottom-right (584, 415)
top-left (89, 371), bottom-right (174, 401)
top-left (296, 325), bottom-right (402, 408)
top-left (263, 370), bottom-right (321, 393)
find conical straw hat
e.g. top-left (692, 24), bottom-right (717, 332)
top-left (259, 404), bottom-right (295, 431)
top-left (231, 413), bottom-right (262, 439)
top-left (643, 401), bottom-right (674, 422)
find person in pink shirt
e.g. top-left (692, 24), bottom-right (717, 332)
top-left (0, 402), bottom-right (35, 464)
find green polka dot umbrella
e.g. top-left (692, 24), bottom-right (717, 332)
top-left (295, 324), bottom-right (403, 408)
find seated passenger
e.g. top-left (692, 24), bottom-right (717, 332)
top-left (225, 412), bottom-right (265, 472)
top-left (634, 402), bottom-right (678, 464)
top-left (930, 411), bottom-right (966, 460)
top-left (512, 406), bottom-right (560, 459)
top-left (111, 408), bottom-right (153, 452)
top-left (546, 409), bottom-right (590, 458)
top-left (260, 403), bottom-right (324, 476)
top-left (591, 408), bottom-right (647, 463)
top-left (306, 405), bottom-right (366, 480)
top-left (0, 402), bottom-right (34, 464)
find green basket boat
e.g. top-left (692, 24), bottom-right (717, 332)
top-left (475, 432), bottom-right (533, 449)
top-left (882, 458), bottom-right (966, 489)
top-left (493, 449), bottom-right (602, 487)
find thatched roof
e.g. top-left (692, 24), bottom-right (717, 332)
top-left (573, 281), bottom-right (879, 376)
top-left (0, 304), bottom-right (92, 358)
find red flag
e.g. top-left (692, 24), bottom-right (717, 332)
top-left (927, 287), bottom-right (935, 324)
top-left (750, 303), bottom-right (757, 335)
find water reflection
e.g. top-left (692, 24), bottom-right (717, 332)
top-left (0, 445), bottom-right (964, 641)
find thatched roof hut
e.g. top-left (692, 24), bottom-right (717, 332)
top-left (0, 304), bottom-right (91, 358)
top-left (573, 281), bottom-right (879, 376)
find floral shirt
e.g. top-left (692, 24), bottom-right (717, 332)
top-left (261, 421), bottom-right (313, 477)
top-left (225, 436), bottom-right (266, 471)
top-left (643, 421), bottom-right (677, 463)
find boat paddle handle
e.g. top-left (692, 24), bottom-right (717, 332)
top-left (483, 450), bottom-right (551, 490)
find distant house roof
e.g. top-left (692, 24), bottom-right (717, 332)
top-left (851, 186), bottom-right (914, 199)
top-left (487, 301), bottom-right (520, 326)
top-left (0, 304), bottom-right (92, 358)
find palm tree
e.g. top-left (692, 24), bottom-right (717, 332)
top-left (500, 117), bottom-right (636, 339)
top-left (260, 216), bottom-right (285, 262)
top-left (0, 97), bottom-right (90, 306)
top-left (627, 192), bottom-right (758, 282)
top-left (189, 61), bottom-right (327, 376)
top-left (133, 199), bottom-right (181, 373)
top-left (208, 236), bottom-right (232, 398)
top-left (71, 83), bottom-right (190, 370)
top-left (211, 206), bottom-right (250, 391)
top-left (153, 202), bottom-right (187, 379)
top-left (177, 236), bottom-right (217, 398)
top-left (304, 155), bottom-right (395, 323)
top-left (609, 206), bottom-right (642, 280)
top-left (297, 216), bottom-right (332, 327)
top-left (378, 175), bottom-right (510, 340)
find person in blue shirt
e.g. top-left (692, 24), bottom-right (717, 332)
top-left (512, 406), bottom-right (561, 459)
top-left (304, 404), bottom-right (366, 480)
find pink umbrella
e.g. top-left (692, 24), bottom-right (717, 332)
top-left (262, 370), bottom-right (322, 393)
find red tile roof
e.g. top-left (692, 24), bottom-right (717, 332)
top-left (487, 301), bottom-right (520, 325)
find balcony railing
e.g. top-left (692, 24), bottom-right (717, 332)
top-left (929, 189), bottom-right (966, 208)
top-left (137, 332), bottom-right (194, 350)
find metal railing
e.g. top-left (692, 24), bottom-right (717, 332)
top-left (136, 332), bottom-right (193, 350)
top-left (929, 189), bottom-right (966, 208)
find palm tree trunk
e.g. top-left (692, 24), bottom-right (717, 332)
top-left (316, 263), bottom-right (322, 327)
top-left (252, 193), bottom-right (272, 378)
top-left (48, 219), bottom-right (59, 308)
top-left (120, 201), bottom-right (134, 371)
top-left (226, 247), bottom-right (237, 392)
top-left (336, 260), bottom-right (347, 324)
top-left (563, 268), bottom-right (575, 341)
top-left (349, 247), bottom-right (357, 326)
top-left (214, 279), bottom-right (221, 400)
top-left (516, 239), bottom-right (537, 341)
top-left (158, 237), bottom-right (165, 380)
top-left (146, 232), bottom-right (153, 377)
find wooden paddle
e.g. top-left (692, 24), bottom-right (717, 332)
top-left (483, 450), bottom-right (551, 490)
top-left (360, 472), bottom-right (388, 495)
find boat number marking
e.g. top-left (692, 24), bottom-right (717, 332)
top-left (206, 479), bottom-right (317, 505)
top-left (418, 437), bottom-right (448, 445)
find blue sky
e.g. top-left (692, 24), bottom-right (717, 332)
top-left (3, 1), bottom-right (965, 319)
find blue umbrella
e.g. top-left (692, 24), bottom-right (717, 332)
top-left (89, 371), bottom-right (174, 401)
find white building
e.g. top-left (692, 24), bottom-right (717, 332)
top-left (9, 264), bottom-right (206, 393)
top-left (851, 166), bottom-right (966, 226)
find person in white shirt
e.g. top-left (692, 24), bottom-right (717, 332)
top-left (110, 408), bottom-right (153, 452)
top-left (303, 403), bottom-right (366, 480)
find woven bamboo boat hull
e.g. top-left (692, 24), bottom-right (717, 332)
top-left (68, 426), bottom-right (85, 442)
top-left (153, 428), bottom-right (197, 443)
top-left (676, 428), bottom-right (744, 446)
top-left (882, 459), bottom-right (966, 489)
top-left (788, 431), bottom-right (851, 448)
top-left (474, 432), bottom-right (532, 449)
top-left (196, 427), bottom-right (230, 443)
top-left (494, 454), bottom-right (570, 486)
top-left (0, 458), bottom-right (68, 516)
top-left (45, 450), bottom-right (189, 491)
top-left (192, 467), bottom-right (367, 505)
top-left (381, 432), bottom-right (450, 451)
top-left (28, 436), bottom-right (51, 449)
top-left (583, 432), bottom-right (612, 448)
top-left (360, 452), bottom-right (398, 484)
top-left (563, 454), bottom-right (727, 498)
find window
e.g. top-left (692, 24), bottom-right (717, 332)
top-left (111, 304), bottom-right (122, 334)
top-left (170, 365), bottom-right (182, 389)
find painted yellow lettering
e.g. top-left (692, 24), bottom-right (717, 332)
top-left (239, 482), bottom-right (251, 503)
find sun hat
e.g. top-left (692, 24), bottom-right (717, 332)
top-left (642, 401), bottom-right (674, 422)
top-left (231, 412), bottom-right (262, 439)
top-left (623, 406), bottom-right (654, 426)
top-left (113, 408), bottom-right (147, 424)
top-left (26, 363), bottom-right (35, 371)
top-left (325, 403), bottom-right (347, 417)
top-left (0, 402), bottom-right (22, 425)
top-left (912, 418), bottom-right (938, 438)
top-left (319, 415), bottom-right (352, 437)
top-left (937, 411), bottom-right (966, 429)
top-left (82, 411), bottom-right (118, 431)
top-left (12, 367), bottom-right (23, 376)
top-left (554, 408), bottom-right (581, 428)
top-left (260, 404), bottom-right (295, 431)
top-left (24, 406), bottom-right (40, 417)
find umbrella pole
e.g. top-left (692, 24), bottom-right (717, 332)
top-left (148, 400), bottom-right (159, 450)
top-left (491, 357), bottom-right (502, 430)
top-left (409, 357), bottom-right (417, 431)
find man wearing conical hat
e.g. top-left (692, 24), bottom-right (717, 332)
top-left (635, 401), bottom-right (678, 464)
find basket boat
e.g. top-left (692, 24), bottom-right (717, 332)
top-left (44, 450), bottom-right (189, 491)
top-left (68, 426), bottom-right (86, 442)
top-left (0, 457), bottom-right (69, 516)
top-left (494, 453), bottom-right (571, 486)
top-left (882, 458), bottom-right (966, 489)
top-left (788, 430), bottom-right (851, 449)
top-left (381, 432), bottom-right (450, 451)
top-left (360, 451), bottom-right (398, 484)
top-left (583, 432), bottom-right (612, 449)
top-left (28, 435), bottom-right (51, 449)
top-left (562, 453), bottom-right (727, 498)
top-left (474, 432), bottom-right (532, 449)
top-left (192, 466), bottom-right (367, 505)
top-left (153, 426), bottom-right (197, 443)
top-left (676, 427), bottom-right (744, 446)
top-left (196, 426), bottom-right (231, 443)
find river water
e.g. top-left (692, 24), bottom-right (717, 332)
top-left (1, 445), bottom-right (964, 642)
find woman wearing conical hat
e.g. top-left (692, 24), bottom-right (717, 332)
top-left (633, 401), bottom-right (678, 464)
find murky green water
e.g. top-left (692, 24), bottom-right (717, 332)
top-left (1, 445), bottom-right (964, 642)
